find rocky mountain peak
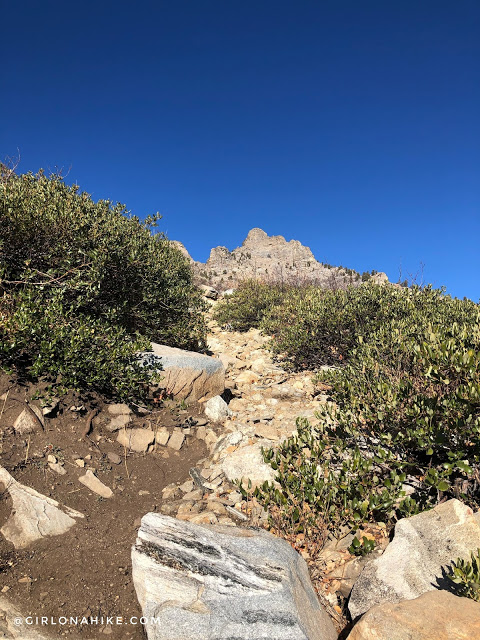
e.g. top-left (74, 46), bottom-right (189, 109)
top-left (173, 228), bottom-right (388, 292)
top-left (242, 227), bottom-right (269, 247)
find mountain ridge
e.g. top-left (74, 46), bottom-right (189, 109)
top-left (173, 228), bottom-right (388, 291)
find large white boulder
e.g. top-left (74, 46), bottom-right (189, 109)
top-left (132, 513), bottom-right (337, 640)
top-left (349, 499), bottom-right (480, 619)
top-left (140, 343), bottom-right (225, 403)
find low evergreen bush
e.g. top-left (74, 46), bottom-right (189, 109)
top-left (0, 167), bottom-right (206, 400)
top-left (213, 279), bottom-right (287, 331)
top-left (226, 281), bottom-right (480, 543)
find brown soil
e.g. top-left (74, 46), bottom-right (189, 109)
top-left (0, 374), bottom-right (208, 639)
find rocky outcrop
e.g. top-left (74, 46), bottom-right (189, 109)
top-left (178, 228), bottom-right (387, 291)
top-left (131, 513), bottom-right (337, 640)
top-left (140, 343), bottom-right (225, 403)
top-left (347, 590), bottom-right (480, 640)
top-left (0, 465), bottom-right (84, 548)
top-left (349, 499), bottom-right (480, 619)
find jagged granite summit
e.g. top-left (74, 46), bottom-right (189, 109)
top-left (173, 228), bottom-right (388, 291)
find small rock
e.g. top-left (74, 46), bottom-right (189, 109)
top-left (155, 428), bottom-right (170, 446)
top-left (228, 398), bottom-right (246, 412)
top-left (74, 458), bottom-right (85, 468)
top-left (167, 432), bottom-right (185, 451)
top-left (225, 505), bottom-right (249, 521)
top-left (107, 452), bottom-right (122, 465)
top-left (199, 284), bottom-right (218, 300)
top-left (227, 491), bottom-right (243, 504)
top-left (182, 489), bottom-right (204, 501)
top-left (204, 395), bottom-right (232, 422)
top-left (13, 406), bottom-right (44, 435)
top-left (106, 414), bottom-right (131, 432)
top-left (117, 428), bottom-right (155, 453)
top-left (107, 403), bottom-right (132, 416)
top-left (42, 398), bottom-right (60, 417)
top-left (206, 500), bottom-right (228, 516)
top-left (205, 431), bottom-right (218, 449)
top-left (187, 511), bottom-right (218, 525)
top-left (196, 426), bottom-right (207, 440)
top-left (0, 465), bottom-right (83, 548)
top-left (254, 423), bottom-right (278, 440)
top-left (218, 353), bottom-right (244, 372)
top-left (222, 441), bottom-right (277, 488)
top-left (78, 470), bottom-right (113, 499)
top-left (236, 371), bottom-right (260, 385)
top-left (270, 383), bottom-right (302, 399)
top-left (48, 462), bottom-right (67, 475)
top-left (179, 479), bottom-right (194, 493)
top-left (162, 485), bottom-right (181, 500)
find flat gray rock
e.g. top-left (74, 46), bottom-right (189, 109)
top-left (349, 499), bottom-right (480, 619)
top-left (132, 513), bottom-right (337, 640)
top-left (0, 465), bottom-right (83, 548)
top-left (139, 343), bottom-right (225, 403)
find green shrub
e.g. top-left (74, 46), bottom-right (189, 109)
top-left (253, 285), bottom-right (480, 543)
top-left (213, 280), bottom-right (287, 332)
top-left (348, 536), bottom-right (376, 556)
top-left (0, 168), bottom-right (206, 400)
top-left (253, 416), bottom-right (413, 543)
top-left (263, 283), bottom-right (479, 371)
top-left (449, 549), bottom-right (480, 601)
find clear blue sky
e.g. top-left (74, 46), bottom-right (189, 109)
top-left (2, 1), bottom-right (479, 300)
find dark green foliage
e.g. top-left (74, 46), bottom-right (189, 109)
top-left (254, 416), bottom-right (413, 541)
top-left (213, 280), bottom-right (287, 332)
top-left (449, 549), bottom-right (480, 601)
top-left (0, 168), bottom-right (206, 399)
top-left (348, 536), bottom-right (376, 556)
top-left (227, 282), bottom-right (480, 542)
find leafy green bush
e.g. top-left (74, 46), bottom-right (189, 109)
top-left (348, 536), bottom-right (376, 556)
top-left (0, 168), bottom-right (206, 399)
top-left (213, 280), bottom-right (287, 332)
top-left (253, 416), bottom-right (414, 543)
top-left (251, 285), bottom-right (480, 542)
top-left (449, 549), bottom-right (480, 601)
